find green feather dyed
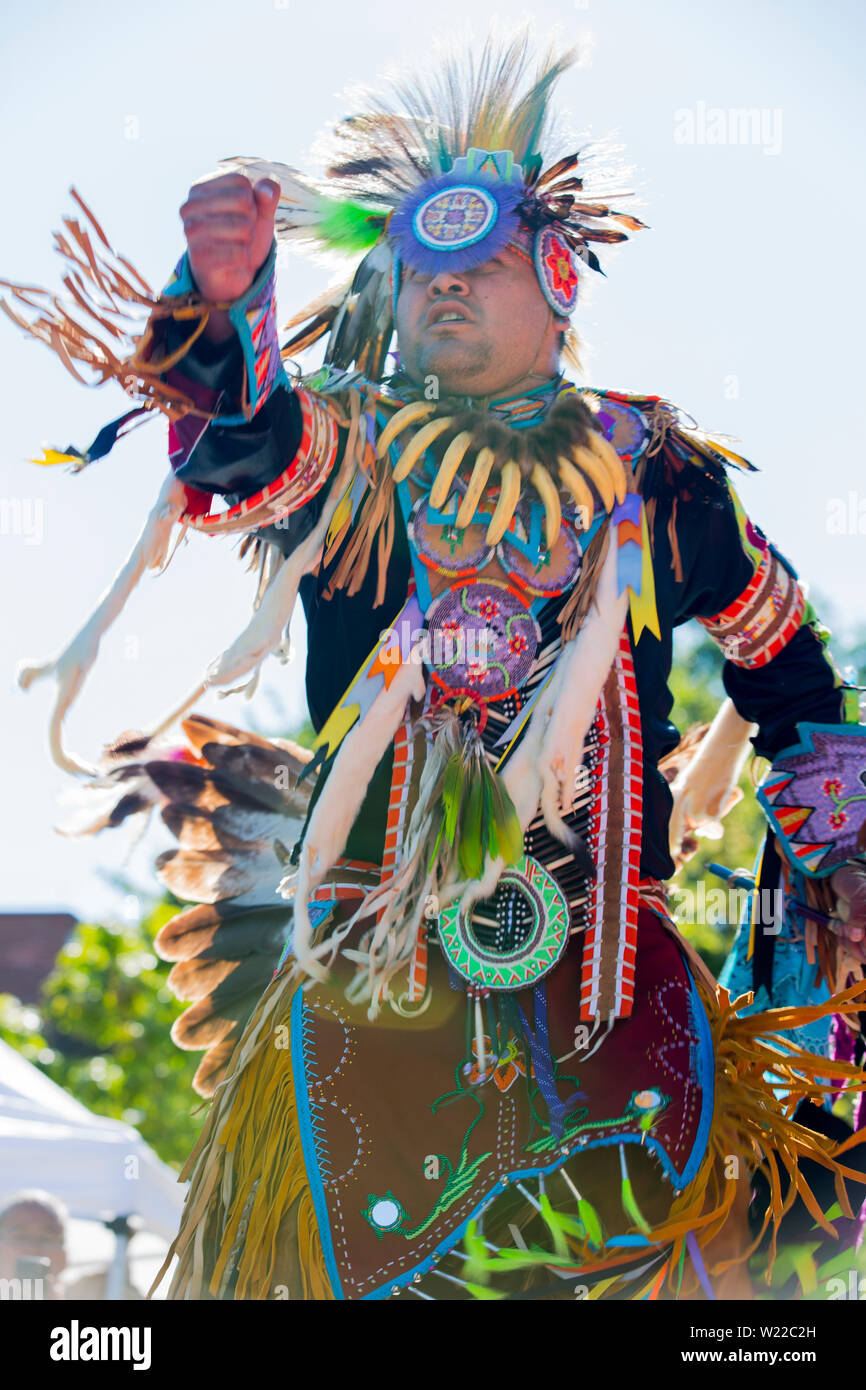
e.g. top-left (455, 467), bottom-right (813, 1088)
top-left (479, 772), bottom-right (491, 864)
top-left (462, 1219), bottom-right (490, 1285)
top-left (470, 1245), bottom-right (573, 1272)
top-left (427, 819), bottom-right (445, 874)
top-left (577, 1196), bottom-right (603, 1250)
top-left (791, 1248), bottom-right (818, 1295)
top-left (619, 1143), bottom-right (651, 1236)
top-left (542, 1200), bottom-right (589, 1245)
top-left (816, 1243), bottom-right (855, 1283)
top-left (621, 1178), bottom-right (652, 1236)
top-left (767, 1240), bottom-right (822, 1292)
top-left (466, 1282), bottom-right (508, 1301)
top-left (539, 1194), bottom-right (573, 1259)
top-left (819, 1202), bottom-right (844, 1226)
top-left (439, 741), bottom-right (523, 885)
top-left (442, 752), bottom-right (463, 846)
top-left (316, 198), bottom-right (387, 254)
top-left (458, 772), bottom-right (485, 880)
top-left (488, 769), bottom-right (523, 866)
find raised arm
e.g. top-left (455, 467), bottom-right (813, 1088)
top-left (674, 474), bottom-right (850, 750)
top-left (152, 172), bottom-right (342, 550)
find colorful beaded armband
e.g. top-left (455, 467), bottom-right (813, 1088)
top-left (698, 545), bottom-right (806, 669)
top-left (161, 242), bottom-right (288, 426)
top-left (179, 387), bottom-right (339, 535)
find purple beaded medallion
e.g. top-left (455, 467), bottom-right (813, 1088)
top-left (426, 580), bottom-right (539, 698)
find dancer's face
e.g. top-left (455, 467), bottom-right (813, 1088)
top-left (396, 249), bottom-right (563, 398)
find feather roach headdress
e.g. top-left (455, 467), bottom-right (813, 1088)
top-left (224, 32), bottom-right (645, 381)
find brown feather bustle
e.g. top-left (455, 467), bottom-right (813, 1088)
top-left (58, 713), bottom-right (312, 1098)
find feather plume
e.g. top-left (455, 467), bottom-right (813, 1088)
top-left (309, 30), bottom-right (641, 278)
top-left (344, 706), bottom-right (523, 1015)
top-left (318, 34), bottom-right (578, 203)
top-left (287, 641), bottom-right (427, 983)
top-left (219, 157), bottom-right (389, 258)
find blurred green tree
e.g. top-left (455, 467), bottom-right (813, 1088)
top-left (0, 897), bottom-right (200, 1167)
top-left (667, 632), bottom-right (765, 978)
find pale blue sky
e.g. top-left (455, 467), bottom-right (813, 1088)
top-left (1, 0), bottom-right (864, 915)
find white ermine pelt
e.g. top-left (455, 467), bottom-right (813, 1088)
top-left (205, 447), bottom-right (355, 690)
top-left (668, 698), bottom-right (756, 857)
top-left (537, 537), bottom-right (628, 823)
top-left (18, 472), bottom-right (188, 776)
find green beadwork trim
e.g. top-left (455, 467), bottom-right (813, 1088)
top-left (437, 853), bottom-right (570, 990)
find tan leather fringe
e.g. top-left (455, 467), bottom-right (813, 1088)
top-left (326, 386), bottom-right (396, 603)
top-left (0, 189), bottom-right (231, 424)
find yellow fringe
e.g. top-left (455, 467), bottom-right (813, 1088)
top-left (670, 979), bottom-right (866, 1291)
top-left (156, 979), bottom-right (333, 1301)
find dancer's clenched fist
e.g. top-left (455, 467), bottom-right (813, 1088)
top-left (180, 172), bottom-right (280, 337)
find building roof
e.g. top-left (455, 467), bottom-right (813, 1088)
top-left (0, 915), bottom-right (76, 1003)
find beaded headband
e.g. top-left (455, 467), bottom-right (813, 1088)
top-left (387, 148), bottom-right (581, 320)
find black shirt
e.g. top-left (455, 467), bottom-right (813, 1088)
top-left (168, 336), bottom-right (846, 880)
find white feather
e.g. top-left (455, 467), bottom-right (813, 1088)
top-left (501, 659), bottom-right (566, 829)
top-left (205, 448), bottom-right (355, 690)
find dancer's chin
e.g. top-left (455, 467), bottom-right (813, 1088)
top-left (415, 340), bottom-right (493, 395)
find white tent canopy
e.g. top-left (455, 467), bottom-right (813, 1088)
top-left (0, 1039), bottom-right (185, 1241)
